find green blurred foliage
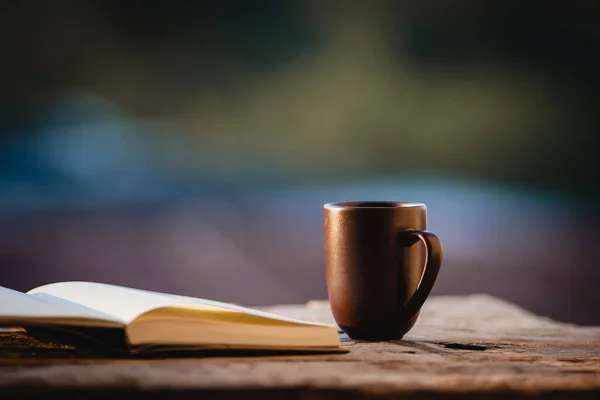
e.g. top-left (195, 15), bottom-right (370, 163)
top-left (1, 0), bottom-right (599, 196)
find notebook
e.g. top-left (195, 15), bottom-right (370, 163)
top-left (0, 281), bottom-right (342, 354)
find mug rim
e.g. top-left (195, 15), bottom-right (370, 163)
top-left (324, 201), bottom-right (425, 210)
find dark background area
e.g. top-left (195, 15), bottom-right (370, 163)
top-left (1, 1), bottom-right (599, 324)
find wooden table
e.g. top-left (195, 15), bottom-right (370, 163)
top-left (1, 295), bottom-right (599, 399)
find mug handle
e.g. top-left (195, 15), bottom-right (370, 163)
top-left (399, 230), bottom-right (443, 320)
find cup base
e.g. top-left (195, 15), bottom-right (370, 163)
top-left (338, 313), bottom-right (419, 341)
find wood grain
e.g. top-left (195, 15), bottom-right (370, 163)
top-left (1, 294), bottom-right (599, 399)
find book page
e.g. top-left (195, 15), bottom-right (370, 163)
top-left (28, 281), bottom-right (334, 327)
top-left (0, 286), bottom-right (123, 327)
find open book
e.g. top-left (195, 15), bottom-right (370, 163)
top-left (0, 281), bottom-right (342, 354)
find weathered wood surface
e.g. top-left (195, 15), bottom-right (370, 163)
top-left (1, 294), bottom-right (599, 399)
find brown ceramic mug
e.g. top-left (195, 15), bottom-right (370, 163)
top-left (324, 201), bottom-right (443, 340)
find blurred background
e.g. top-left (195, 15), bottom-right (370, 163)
top-left (1, 1), bottom-right (599, 324)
